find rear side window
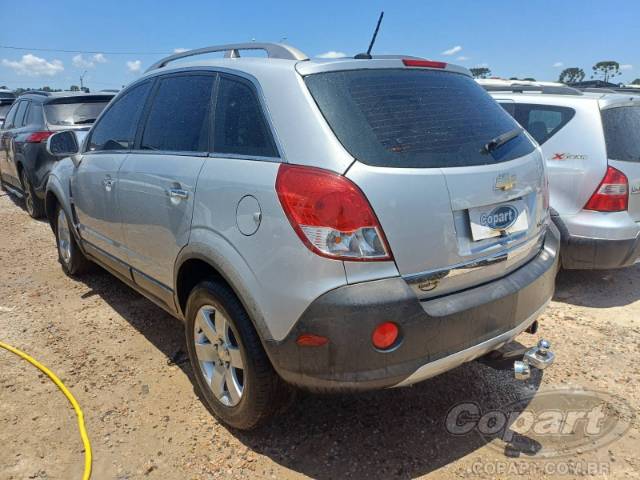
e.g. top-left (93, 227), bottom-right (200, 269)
top-left (2, 102), bottom-right (18, 128)
top-left (304, 69), bottom-right (535, 168)
top-left (14, 101), bottom-right (29, 127)
top-left (26, 104), bottom-right (44, 126)
top-left (602, 106), bottom-right (640, 162)
top-left (141, 74), bottom-right (215, 152)
top-left (44, 96), bottom-right (112, 126)
top-left (89, 82), bottom-right (152, 152)
top-left (213, 77), bottom-right (278, 158)
top-left (500, 103), bottom-right (575, 145)
top-left (0, 104), bottom-right (12, 123)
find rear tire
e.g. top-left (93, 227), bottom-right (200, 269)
top-left (20, 168), bottom-right (45, 219)
top-left (55, 205), bottom-right (92, 276)
top-left (185, 280), bottom-right (291, 430)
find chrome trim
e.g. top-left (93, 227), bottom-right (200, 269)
top-left (392, 297), bottom-right (551, 388)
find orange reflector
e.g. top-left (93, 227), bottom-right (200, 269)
top-left (296, 333), bottom-right (329, 347)
top-left (372, 322), bottom-right (399, 350)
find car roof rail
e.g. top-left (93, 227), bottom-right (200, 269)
top-left (482, 84), bottom-right (583, 96)
top-left (20, 90), bottom-right (51, 97)
top-left (146, 43), bottom-right (309, 72)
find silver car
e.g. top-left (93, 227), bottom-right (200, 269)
top-left (44, 44), bottom-right (558, 429)
top-left (482, 79), bottom-right (640, 269)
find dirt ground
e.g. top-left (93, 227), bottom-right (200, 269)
top-left (1, 190), bottom-right (639, 480)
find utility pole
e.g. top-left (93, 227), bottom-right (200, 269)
top-left (79, 70), bottom-right (87, 91)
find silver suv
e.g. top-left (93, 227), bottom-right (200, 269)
top-left (44, 44), bottom-right (559, 429)
top-left (481, 79), bottom-right (640, 269)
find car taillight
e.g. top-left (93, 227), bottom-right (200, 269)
top-left (584, 166), bottom-right (628, 212)
top-left (26, 131), bottom-right (53, 143)
top-left (275, 164), bottom-right (392, 261)
top-left (402, 59), bottom-right (447, 69)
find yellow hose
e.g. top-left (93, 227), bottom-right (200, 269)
top-left (0, 340), bottom-right (92, 480)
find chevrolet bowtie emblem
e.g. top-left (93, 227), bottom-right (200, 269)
top-left (495, 173), bottom-right (517, 191)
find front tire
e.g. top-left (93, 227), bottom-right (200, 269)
top-left (185, 280), bottom-right (290, 430)
top-left (55, 205), bottom-right (91, 276)
top-left (20, 168), bottom-right (45, 218)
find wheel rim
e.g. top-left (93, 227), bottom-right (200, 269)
top-left (194, 305), bottom-right (245, 407)
top-left (21, 171), bottom-right (34, 215)
top-left (57, 209), bottom-right (72, 264)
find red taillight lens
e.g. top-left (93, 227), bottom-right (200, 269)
top-left (402, 59), bottom-right (447, 69)
top-left (275, 164), bottom-right (392, 261)
top-left (584, 166), bottom-right (628, 212)
top-left (372, 322), bottom-right (399, 350)
top-left (26, 131), bottom-right (53, 143)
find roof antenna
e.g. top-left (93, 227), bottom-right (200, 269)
top-left (355, 11), bottom-right (384, 59)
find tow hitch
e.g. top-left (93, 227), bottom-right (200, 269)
top-left (482, 338), bottom-right (555, 380)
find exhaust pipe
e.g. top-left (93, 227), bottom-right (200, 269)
top-left (513, 339), bottom-right (555, 380)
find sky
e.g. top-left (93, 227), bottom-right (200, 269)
top-left (0, 0), bottom-right (638, 91)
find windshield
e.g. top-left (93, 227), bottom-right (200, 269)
top-left (304, 69), bottom-right (535, 168)
top-left (602, 106), bottom-right (640, 162)
top-left (44, 97), bottom-right (112, 126)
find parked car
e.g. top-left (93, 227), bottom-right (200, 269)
top-left (0, 89), bottom-right (16, 126)
top-left (0, 91), bottom-right (114, 217)
top-left (44, 44), bottom-right (558, 429)
top-left (480, 79), bottom-right (640, 269)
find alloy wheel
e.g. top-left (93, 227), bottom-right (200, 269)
top-left (57, 209), bottom-right (72, 265)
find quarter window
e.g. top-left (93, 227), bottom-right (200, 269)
top-left (213, 77), bottom-right (278, 158)
top-left (88, 81), bottom-right (152, 152)
top-left (500, 103), bottom-right (575, 145)
top-left (26, 104), bottom-right (44, 126)
top-left (14, 101), bottom-right (29, 128)
top-left (141, 74), bottom-right (215, 152)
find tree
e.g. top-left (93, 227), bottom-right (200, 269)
top-left (632, 78), bottom-right (640, 85)
top-left (558, 68), bottom-right (585, 84)
top-left (591, 61), bottom-right (621, 83)
top-left (470, 67), bottom-right (491, 79)
top-left (523, 77), bottom-right (536, 81)
top-left (70, 85), bottom-right (80, 91)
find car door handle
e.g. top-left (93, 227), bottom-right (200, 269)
top-left (102, 178), bottom-right (116, 190)
top-left (167, 188), bottom-right (189, 200)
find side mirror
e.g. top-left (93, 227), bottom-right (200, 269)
top-left (46, 130), bottom-right (80, 157)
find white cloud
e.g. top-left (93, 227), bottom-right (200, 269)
top-left (316, 51), bottom-right (347, 59)
top-left (552, 61), bottom-right (564, 68)
top-left (442, 45), bottom-right (462, 56)
top-left (1, 53), bottom-right (64, 76)
top-left (93, 53), bottom-right (107, 64)
top-left (620, 64), bottom-right (633, 70)
top-left (72, 53), bottom-right (108, 69)
top-left (126, 60), bottom-right (142, 73)
top-left (456, 56), bottom-right (470, 61)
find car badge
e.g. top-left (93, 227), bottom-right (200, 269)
top-left (495, 173), bottom-right (516, 191)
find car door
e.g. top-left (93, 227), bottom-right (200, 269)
top-left (0, 101), bottom-right (19, 184)
top-left (72, 80), bottom-right (153, 269)
top-left (118, 72), bottom-right (215, 298)
top-left (1, 100), bottom-right (29, 187)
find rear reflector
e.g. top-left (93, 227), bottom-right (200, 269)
top-left (26, 131), bottom-right (53, 143)
top-left (296, 334), bottom-right (329, 347)
top-left (372, 322), bottom-right (399, 350)
top-left (584, 166), bottom-right (628, 212)
top-left (402, 59), bottom-right (447, 69)
top-left (275, 164), bottom-right (392, 261)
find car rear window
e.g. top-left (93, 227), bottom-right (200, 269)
top-left (304, 69), bottom-right (535, 168)
top-left (44, 96), bottom-right (113, 126)
top-left (602, 106), bottom-right (640, 162)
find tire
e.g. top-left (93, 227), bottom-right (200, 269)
top-left (185, 280), bottom-right (291, 430)
top-left (55, 205), bottom-right (92, 276)
top-left (20, 168), bottom-right (45, 219)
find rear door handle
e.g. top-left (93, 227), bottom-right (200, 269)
top-left (102, 177), bottom-right (116, 191)
top-left (167, 188), bottom-right (189, 200)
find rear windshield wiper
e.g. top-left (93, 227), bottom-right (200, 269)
top-left (74, 118), bottom-right (97, 125)
top-left (481, 127), bottom-right (523, 154)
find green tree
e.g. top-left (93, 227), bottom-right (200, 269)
top-left (470, 67), bottom-right (491, 79)
top-left (632, 78), bottom-right (640, 85)
top-left (70, 85), bottom-right (80, 91)
top-left (591, 61), bottom-right (621, 83)
top-left (558, 67), bottom-right (585, 83)
top-left (523, 77), bottom-right (536, 81)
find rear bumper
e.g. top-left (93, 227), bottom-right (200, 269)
top-left (265, 223), bottom-right (560, 392)
top-left (561, 234), bottom-right (640, 270)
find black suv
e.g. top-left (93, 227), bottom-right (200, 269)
top-left (0, 91), bottom-right (114, 217)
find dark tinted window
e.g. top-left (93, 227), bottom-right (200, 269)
top-left (14, 101), bottom-right (29, 128)
top-left (44, 96), bottom-right (112, 126)
top-left (305, 69), bottom-right (534, 168)
top-left (213, 77), bottom-right (278, 157)
top-left (2, 102), bottom-right (18, 128)
top-left (500, 103), bottom-right (575, 145)
top-left (141, 75), bottom-right (214, 152)
top-left (89, 82), bottom-right (152, 152)
top-left (26, 104), bottom-right (44, 126)
top-left (0, 104), bottom-right (12, 122)
top-left (602, 106), bottom-right (640, 162)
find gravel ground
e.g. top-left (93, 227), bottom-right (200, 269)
top-left (1, 190), bottom-right (639, 480)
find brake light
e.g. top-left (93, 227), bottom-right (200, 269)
top-left (402, 59), bottom-right (447, 69)
top-left (584, 166), bottom-right (628, 212)
top-left (275, 164), bottom-right (392, 261)
top-left (26, 131), bottom-right (53, 143)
